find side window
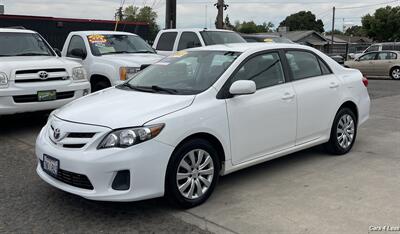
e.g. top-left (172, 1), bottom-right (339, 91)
top-left (285, 51), bottom-right (322, 80)
top-left (67, 35), bottom-right (87, 58)
top-left (377, 52), bottom-right (393, 60)
top-left (391, 52), bottom-right (398, 60)
top-left (359, 53), bottom-right (377, 61)
top-left (156, 32), bottom-right (177, 51)
top-left (365, 45), bottom-right (379, 53)
top-left (231, 52), bottom-right (285, 90)
top-left (318, 59), bottom-right (332, 75)
top-left (177, 32), bottom-right (202, 51)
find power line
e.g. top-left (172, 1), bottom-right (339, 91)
top-left (336, 0), bottom-right (399, 9)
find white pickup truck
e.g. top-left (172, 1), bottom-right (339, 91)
top-left (61, 31), bottom-right (165, 92)
top-left (0, 28), bottom-right (90, 116)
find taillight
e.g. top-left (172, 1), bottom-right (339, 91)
top-left (362, 76), bottom-right (368, 87)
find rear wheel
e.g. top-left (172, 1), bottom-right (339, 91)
top-left (325, 108), bottom-right (357, 155)
top-left (390, 67), bottom-right (400, 80)
top-left (165, 139), bottom-right (220, 208)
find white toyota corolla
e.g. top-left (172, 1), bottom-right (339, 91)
top-left (36, 43), bottom-right (370, 208)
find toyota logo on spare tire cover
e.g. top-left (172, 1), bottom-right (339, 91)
top-left (38, 71), bottom-right (49, 80)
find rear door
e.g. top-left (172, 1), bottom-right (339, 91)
top-left (284, 50), bottom-right (341, 144)
top-left (177, 32), bottom-right (203, 51)
top-left (154, 32), bottom-right (178, 56)
top-left (375, 52), bottom-right (398, 76)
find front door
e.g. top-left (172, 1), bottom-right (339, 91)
top-left (225, 51), bottom-right (297, 165)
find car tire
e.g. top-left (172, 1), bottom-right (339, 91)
top-left (390, 67), bottom-right (400, 80)
top-left (91, 80), bottom-right (110, 92)
top-left (324, 107), bottom-right (357, 155)
top-left (165, 138), bottom-right (220, 208)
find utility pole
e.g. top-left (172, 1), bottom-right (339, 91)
top-left (165, 0), bottom-right (177, 29)
top-left (114, 7), bottom-right (123, 31)
top-left (215, 0), bottom-right (228, 29)
top-left (331, 6), bottom-right (335, 53)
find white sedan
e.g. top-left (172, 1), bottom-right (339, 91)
top-left (35, 43), bottom-right (370, 208)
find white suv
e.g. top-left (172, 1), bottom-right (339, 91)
top-left (0, 28), bottom-right (90, 115)
top-left (152, 28), bottom-right (246, 56)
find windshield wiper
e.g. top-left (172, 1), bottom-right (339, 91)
top-left (131, 50), bottom-right (155, 54)
top-left (14, 53), bottom-right (50, 56)
top-left (149, 85), bottom-right (177, 94)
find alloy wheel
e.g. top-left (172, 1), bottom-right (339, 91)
top-left (337, 114), bottom-right (355, 149)
top-left (176, 149), bottom-right (214, 200)
top-left (392, 68), bottom-right (400, 80)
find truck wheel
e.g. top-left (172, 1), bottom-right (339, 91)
top-left (91, 80), bottom-right (110, 92)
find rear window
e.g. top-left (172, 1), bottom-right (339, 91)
top-left (156, 32), bottom-right (177, 51)
top-left (200, 31), bottom-right (246, 45)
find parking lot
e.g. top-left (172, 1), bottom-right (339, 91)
top-left (1, 79), bottom-right (399, 234)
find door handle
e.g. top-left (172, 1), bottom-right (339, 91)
top-left (329, 82), bottom-right (339, 89)
top-left (281, 93), bottom-right (295, 100)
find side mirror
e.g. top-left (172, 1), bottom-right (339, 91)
top-left (229, 80), bottom-right (256, 96)
top-left (71, 48), bottom-right (87, 59)
top-left (53, 48), bottom-right (62, 57)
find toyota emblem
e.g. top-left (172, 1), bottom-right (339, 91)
top-left (54, 128), bottom-right (61, 140)
top-left (38, 71), bottom-right (49, 80)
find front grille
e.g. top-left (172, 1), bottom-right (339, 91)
top-left (16, 68), bottom-right (66, 74)
top-left (49, 125), bottom-right (97, 149)
top-left (13, 91), bottom-right (74, 103)
top-left (15, 77), bottom-right (68, 83)
top-left (40, 160), bottom-right (94, 190)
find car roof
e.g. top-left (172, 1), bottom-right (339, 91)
top-left (188, 42), bottom-right (309, 53)
top-left (159, 28), bottom-right (235, 33)
top-left (0, 28), bottom-right (36, 34)
top-left (242, 34), bottom-right (280, 38)
top-left (71, 31), bottom-right (138, 36)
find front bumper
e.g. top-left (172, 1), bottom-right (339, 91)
top-left (35, 121), bottom-right (174, 202)
top-left (0, 81), bottom-right (90, 115)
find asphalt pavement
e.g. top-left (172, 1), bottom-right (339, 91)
top-left (1, 79), bottom-right (399, 233)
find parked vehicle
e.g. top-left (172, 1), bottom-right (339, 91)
top-left (351, 42), bottom-right (400, 60)
top-left (61, 31), bottom-right (164, 92)
top-left (344, 51), bottom-right (400, 80)
top-left (242, 34), bottom-right (294, 44)
top-left (152, 28), bottom-right (246, 56)
top-left (0, 28), bottom-right (90, 115)
top-left (36, 43), bottom-right (370, 208)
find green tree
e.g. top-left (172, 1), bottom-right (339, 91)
top-left (122, 5), bottom-right (160, 41)
top-left (235, 21), bottom-right (274, 34)
top-left (326, 29), bottom-right (344, 35)
top-left (224, 15), bottom-right (235, 30)
top-left (279, 11), bottom-right (324, 32)
top-left (345, 26), bottom-right (366, 37)
top-left (362, 6), bottom-right (400, 41)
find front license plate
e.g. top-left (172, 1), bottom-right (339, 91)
top-left (37, 90), bottom-right (56, 102)
top-left (43, 155), bottom-right (59, 177)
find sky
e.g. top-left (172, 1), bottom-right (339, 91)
top-left (1, 0), bottom-right (399, 31)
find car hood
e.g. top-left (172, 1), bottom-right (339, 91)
top-left (97, 53), bottom-right (165, 67)
top-left (55, 87), bottom-right (195, 129)
top-left (0, 56), bottom-right (79, 76)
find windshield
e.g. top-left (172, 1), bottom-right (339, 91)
top-left (271, 37), bottom-right (293, 43)
top-left (200, 31), bottom-right (246, 46)
top-left (121, 51), bottom-right (241, 95)
top-left (88, 34), bottom-right (155, 56)
top-left (0, 32), bottom-right (54, 57)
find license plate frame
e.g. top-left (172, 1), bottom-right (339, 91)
top-left (43, 154), bottom-right (59, 177)
top-left (37, 90), bottom-right (56, 102)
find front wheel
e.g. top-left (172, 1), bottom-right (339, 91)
top-left (165, 139), bottom-right (220, 208)
top-left (324, 108), bottom-right (357, 155)
top-left (390, 67), bottom-right (400, 80)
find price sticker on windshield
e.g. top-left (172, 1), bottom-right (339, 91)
top-left (88, 34), bottom-right (107, 44)
top-left (264, 38), bottom-right (274, 43)
top-left (171, 51), bottom-right (188, 58)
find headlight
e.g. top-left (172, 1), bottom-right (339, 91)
top-left (0, 72), bottom-right (8, 88)
top-left (120, 67), bottom-right (140, 81)
top-left (98, 124), bottom-right (165, 149)
top-left (72, 67), bottom-right (87, 81)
